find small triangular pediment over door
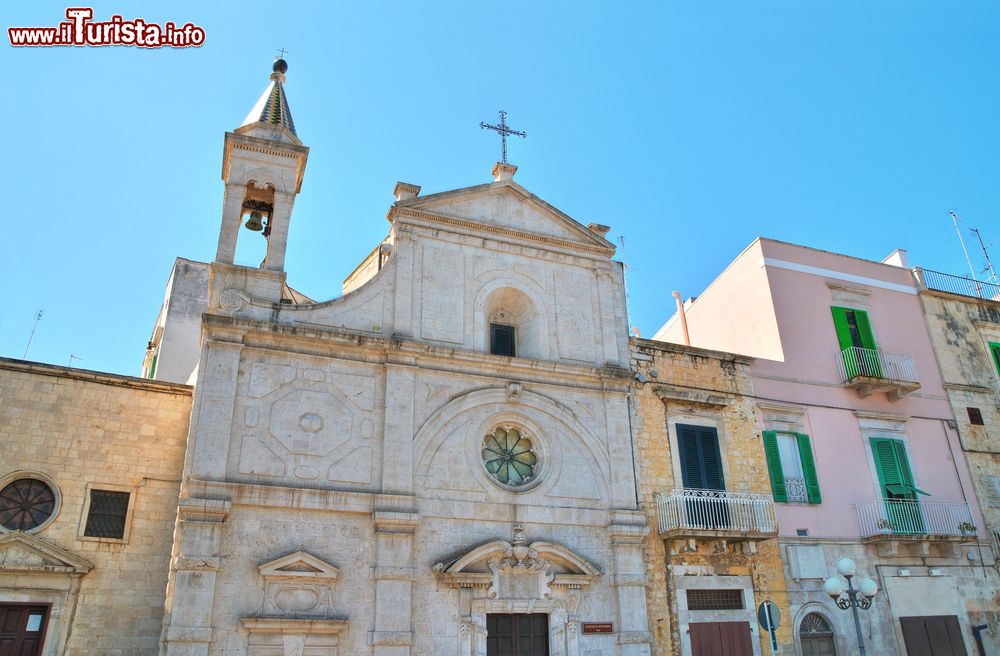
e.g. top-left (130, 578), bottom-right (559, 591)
top-left (258, 550), bottom-right (340, 583)
top-left (0, 530), bottom-right (94, 575)
top-left (391, 182), bottom-right (616, 257)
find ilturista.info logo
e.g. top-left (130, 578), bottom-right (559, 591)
top-left (8, 7), bottom-right (205, 48)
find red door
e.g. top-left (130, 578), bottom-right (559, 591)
top-left (0, 605), bottom-right (49, 656)
top-left (690, 621), bottom-right (754, 656)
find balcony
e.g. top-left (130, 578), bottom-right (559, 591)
top-left (856, 499), bottom-right (976, 556)
top-left (655, 488), bottom-right (777, 547)
top-left (914, 267), bottom-right (1000, 303)
top-left (836, 347), bottom-right (920, 401)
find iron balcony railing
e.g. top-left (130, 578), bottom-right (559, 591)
top-left (655, 488), bottom-right (777, 535)
top-left (836, 346), bottom-right (918, 384)
top-left (856, 499), bottom-right (976, 538)
top-left (914, 268), bottom-right (1000, 302)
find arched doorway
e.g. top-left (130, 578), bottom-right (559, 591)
top-left (799, 613), bottom-right (837, 656)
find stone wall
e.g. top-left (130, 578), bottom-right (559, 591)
top-left (629, 339), bottom-right (791, 656)
top-left (0, 358), bottom-right (192, 656)
top-left (918, 291), bottom-right (1000, 541)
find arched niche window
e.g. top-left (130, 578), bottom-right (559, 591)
top-left (483, 287), bottom-right (542, 359)
top-left (799, 613), bottom-right (836, 656)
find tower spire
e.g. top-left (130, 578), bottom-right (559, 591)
top-left (238, 57), bottom-right (299, 144)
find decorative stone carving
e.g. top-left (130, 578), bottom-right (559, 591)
top-left (0, 531), bottom-right (93, 575)
top-left (219, 288), bottom-right (248, 312)
top-left (255, 551), bottom-right (340, 617)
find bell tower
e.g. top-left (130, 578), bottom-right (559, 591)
top-left (216, 58), bottom-right (309, 272)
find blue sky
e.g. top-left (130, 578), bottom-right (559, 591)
top-left (3, 1), bottom-right (998, 376)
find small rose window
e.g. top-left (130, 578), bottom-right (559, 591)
top-left (482, 427), bottom-right (537, 486)
top-left (0, 478), bottom-right (57, 532)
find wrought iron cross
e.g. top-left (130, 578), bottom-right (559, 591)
top-left (480, 110), bottom-right (526, 164)
top-left (276, 48), bottom-right (288, 58)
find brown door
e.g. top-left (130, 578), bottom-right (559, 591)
top-left (690, 621), bottom-right (754, 656)
top-left (0, 605), bottom-right (48, 656)
top-left (487, 614), bottom-right (548, 656)
top-left (899, 616), bottom-right (968, 656)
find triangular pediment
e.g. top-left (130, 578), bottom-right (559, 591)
top-left (0, 531), bottom-right (93, 574)
top-left (392, 182), bottom-right (616, 256)
top-left (258, 550), bottom-right (339, 581)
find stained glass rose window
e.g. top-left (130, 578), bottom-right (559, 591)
top-left (0, 478), bottom-right (57, 532)
top-left (482, 427), bottom-right (537, 487)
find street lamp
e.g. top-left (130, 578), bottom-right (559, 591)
top-left (824, 558), bottom-right (878, 656)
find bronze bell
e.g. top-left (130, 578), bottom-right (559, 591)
top-left (244, 210), bottom-right (264, 231)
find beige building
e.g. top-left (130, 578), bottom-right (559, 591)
top-left (915, 268), bottom-right (1000, 559)
top-left (0, 358), bottom-right (192, 655)
top-left (629, 339), bottom-right (789, 656)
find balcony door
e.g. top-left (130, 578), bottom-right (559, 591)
top-left (832, 307), bottom-right (882, 378)
top-left (871, 437), bottom-right (926, 534)
top-left (677, 424), bottom-right (729, 529)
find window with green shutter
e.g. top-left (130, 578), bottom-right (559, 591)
top-left (762, 430), bottom-right (821, 504)
top-left (831, 307), bottom-right (881, 378)
top-left (869, 437), bottom-right (928, 534)
top-left (989, 342), bottom-right (1000, 377)
top-left (676, 424), bottom-right (725, 491)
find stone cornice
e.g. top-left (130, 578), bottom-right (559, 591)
top-left (0, 356), bottom-right (192, 396)
top-left (389, 206), bottom-right (616, 258)
top-left (201, 314), bottom-right (632, 392)
top-left (183, 478), bottom-right (417, 515)
top-left (629, 337), bottom-right (754, 365)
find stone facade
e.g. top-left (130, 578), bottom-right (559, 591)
top-left (153, 63), bottom-right (651, 656)
top-left (0, 357), bottom-right (192, 655)
top-left (629, 339), bottom-right (790, 656)
top-left (917, 281), bottom-right (1000, 563)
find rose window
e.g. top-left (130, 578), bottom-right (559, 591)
top-left (0, 478), bottom-right (57, 532)
top-left (482, 427), bottom-right (537, 486)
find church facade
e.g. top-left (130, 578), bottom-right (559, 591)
top-left (148, 59), bottom-right (651, 656)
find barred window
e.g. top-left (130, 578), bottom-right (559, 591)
top-left (686, 589), bottom-right (744, 610)
top-left (84, 489), bottom-right (130, 539)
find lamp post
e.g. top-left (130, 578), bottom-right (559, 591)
top-left (824, 558), bottom-right (878, 656)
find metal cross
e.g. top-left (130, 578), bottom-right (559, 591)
top-left (276, 48), bottom-right (288, 58)
top-left (480, 110), bottom-right (526, 164)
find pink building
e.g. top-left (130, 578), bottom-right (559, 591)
top-left (655, 238), bottom-right (997, 656)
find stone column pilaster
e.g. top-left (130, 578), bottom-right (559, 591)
top-left (161, 497), bottom-right (232, 656)
top-left (263, 191), bottom-right (295, 272)
top-left (370, 510), bottom-right (421, 656)
top-left (215, 183), bottom-right (246, 264)
top-left (608, 511), bottom-right (652, 656)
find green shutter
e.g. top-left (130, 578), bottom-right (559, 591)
top-left (797, 433), bottom-right (822, 504)
top-left (831, 307), bottom-right (853, 350)
top-left (871, 438), bottom-right (902, 496)
top-left (853, 309), bottom-right (878, 350)
top-left (676, 424), bottom-right (725, 491)
top-left (762, 431), bottom-right (787, 502)
top-left (990, 342), bottom-right (1000, 377)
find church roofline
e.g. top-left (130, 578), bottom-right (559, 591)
top-left (387, 180), bottom-right (617, 256)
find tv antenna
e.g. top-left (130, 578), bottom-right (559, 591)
top-left (68, 354), bottom-right (82, 368)
top-left (949, 210), bottom-right (980, 284)
top-left (969, 227), bottom-right (998, 286)
top-left (23, 309), bottom-right (44, 359)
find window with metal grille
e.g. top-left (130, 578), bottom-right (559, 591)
top-left (84, 490), bottom-right (130, 539)
top-left (968, 407), bottom-right (985, 426)
top-left (686, 589), bottom-right (744, 610)
top-left (490, 324), bottom-right (516, 357)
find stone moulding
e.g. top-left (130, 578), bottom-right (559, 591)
top-left (0, 531), bottom-right (93, 575)
top-left (240, 617), bottom-right (348, 634)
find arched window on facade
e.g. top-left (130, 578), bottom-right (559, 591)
top-left (799, 613), bottom-right (836, 656)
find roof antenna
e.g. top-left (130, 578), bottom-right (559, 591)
top-left (23, 309), bottom-right (44, 359)
top-left (949, 210), bottom-right (981, 291)
top-left (68, 354), bottom-right (82, 368)
top-left (970, 227), bottom-right (998, 286)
